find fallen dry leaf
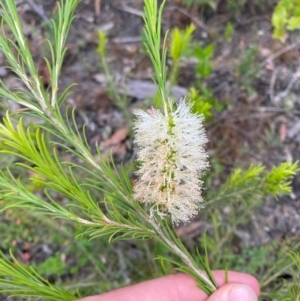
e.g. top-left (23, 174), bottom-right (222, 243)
top-left (279, 123), bottom-right (287, 142)
top-left (176, 221), bottom-right (203, 238)
top-left (103, 128), bottom-right (128, 147)
top-left (109, 143), bottom-right (127, 156)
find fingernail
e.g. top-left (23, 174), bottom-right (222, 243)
top-left (227, 284), bottom-right (257, 301)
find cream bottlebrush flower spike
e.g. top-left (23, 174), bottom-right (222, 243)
top-left (134, 100), bottom-right (209, 224)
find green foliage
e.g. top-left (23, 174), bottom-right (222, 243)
top-left (236, 46), bottom-right (259, 94)
top-left (229, 246), bottom-right (272, 274)
top-left (187, 86), bottom-right (223, 121)
top-left (97, 30), bottom-right (107, 57)
top-left (0, 113), bottom-right (155, 241)
top-left (201, 163), bottom-right (299, 300)
top-left (182, 0), bottom-right (217, 10)
top-left (272, 0), bottom-right (300, 41)
top-left (188, 87), bottom-right (213, 120)
top-left (34, 253), bottom-right (67, 277)
top-left (194, 44), bottom-right (214, 78)
top-left (206, 162), bottom-right (299, 207)
top-left (226, 0), bottom-right (245, 17)
top-left (282, 252), bottom-right (300, 301)
top-left (143, 0), bottom-right (168, 108)
top-left (0, 251), bottom-right (76, 300)
top-left (226, 0), bottom-right (274, 18)
top-left (170, 24), bottom-right (195, 62)
top-left (168, 24), bottom-right (195, 95)
top-left (224, 22), bottom-right (234, 43)
top-left (96, 31), bottom-right (130, 116)
top-left (265, 162), bottom-right (299, 196)
top-left (167, 23), bottom-right (220, 120)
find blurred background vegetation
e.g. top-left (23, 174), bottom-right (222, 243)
top-left (1, 0), bottom-right (300, 300)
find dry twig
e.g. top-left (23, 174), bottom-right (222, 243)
top-left (23, 0), bottom-right (49, 22)
top-left (95, 0), bottom-right (101, 17)
top-left (260, 39), bottom-right (300, 69)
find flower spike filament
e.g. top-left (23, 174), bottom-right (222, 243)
top-left (134, 100), bottom-right (208, 224)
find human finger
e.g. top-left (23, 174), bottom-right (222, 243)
top-left (207, 283), bottom-right (257, 301)
top-left (77, 270), bottom-right (259, 301)
top-left (212, 270), bottom-right (260, 296)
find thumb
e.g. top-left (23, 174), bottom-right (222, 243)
top-left (207, 283), bottom-right (258, 301)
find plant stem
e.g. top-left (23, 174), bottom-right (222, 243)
top-left (168, 61), bottom-right (179, 96)
top-left (99, 55), bottom-right (131, 120)
top-left (150, 219), bottom-right (217, 292)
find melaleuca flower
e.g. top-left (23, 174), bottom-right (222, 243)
top-left (133, 100), bottom-right (208, 224)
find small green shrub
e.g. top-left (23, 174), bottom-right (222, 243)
top-left (237, 46), bottom-right (259, 94)
top-left (182, 0), bottom-right (217, 10)
top-left (194, 44), bottom-right (214, 78)
top-left (272, 0), bottom-right (300, 41)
